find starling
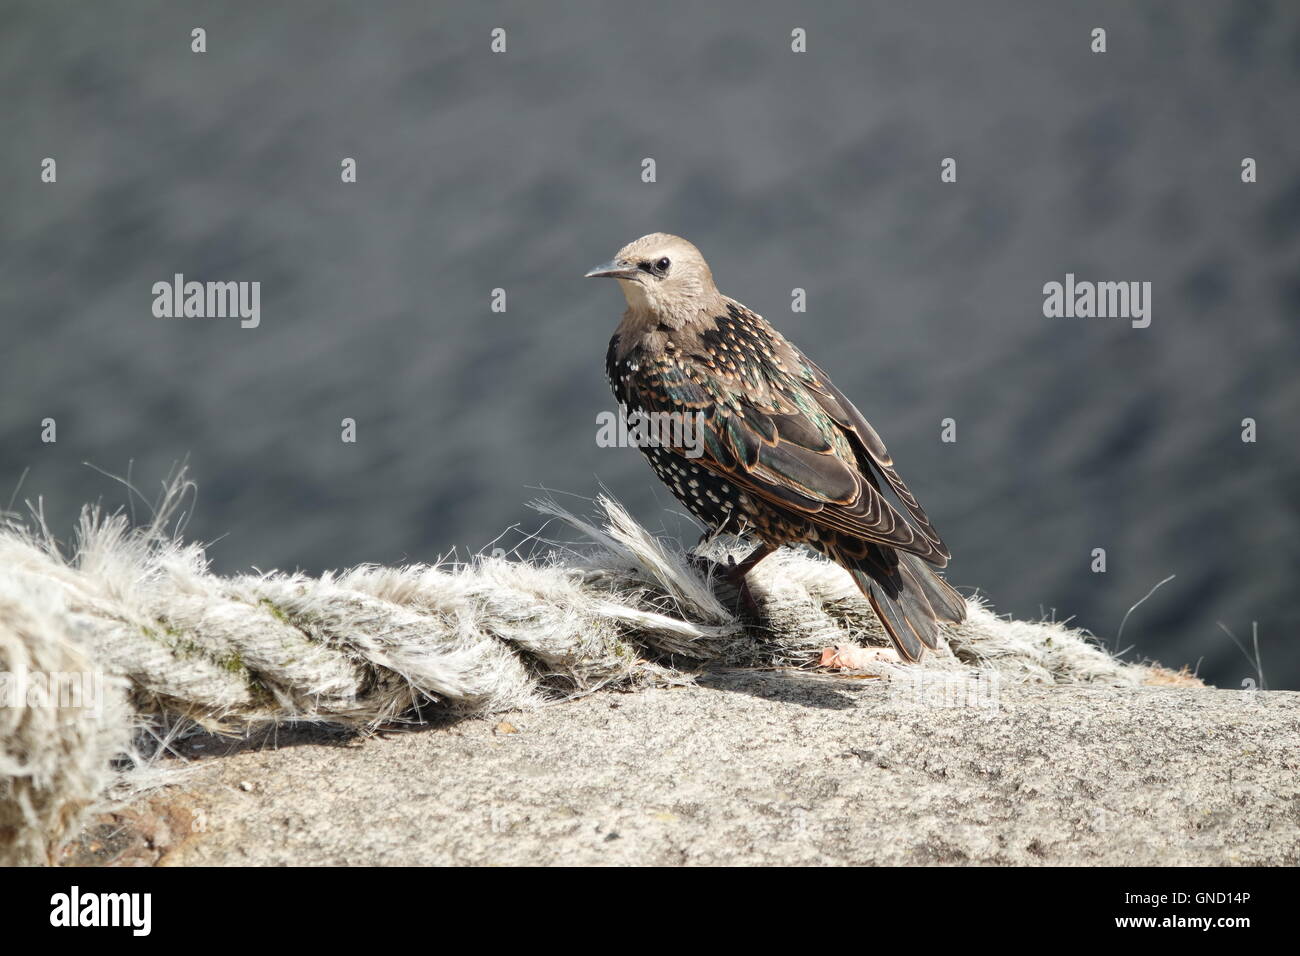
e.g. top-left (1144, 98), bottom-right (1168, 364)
top-left (586, 233), bottom-right (965, 661)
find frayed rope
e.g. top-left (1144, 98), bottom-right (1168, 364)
top-left (0, 472), bottom-right (1195, 863)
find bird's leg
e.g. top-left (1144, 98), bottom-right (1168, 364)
top-left (724, 542), bottom-right (773, 619)
top-left (726, 541), bottom-right (774, 579)
top-left (685, 535), bottom-right (773, 620)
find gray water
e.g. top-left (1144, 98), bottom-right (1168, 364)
top-left (3, 1), bottom-right (1297, 688)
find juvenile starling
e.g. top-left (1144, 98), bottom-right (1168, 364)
top-left (587, 233), bottom-right (965, 661)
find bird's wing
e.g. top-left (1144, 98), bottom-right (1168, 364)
top-left (618, 331), bottom-right (949, 566)
top-left (797, 355), bottom-right (951, 564)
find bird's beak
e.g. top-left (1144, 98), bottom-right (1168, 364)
top-left (584, 259), bottom-right (639, 280)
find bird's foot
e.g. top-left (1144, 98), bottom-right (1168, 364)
top-left (684, 553), bottom-right (762, 621)
top-left (733, 577), bottom-right (763, 622)
top-left (722, 562), bottom-right (764, 621)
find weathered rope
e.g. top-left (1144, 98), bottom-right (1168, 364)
top-left (0, 476), bottom-right (1192, 864)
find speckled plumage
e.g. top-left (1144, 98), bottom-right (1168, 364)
top-left (592, 234), bottom-right (965, 660)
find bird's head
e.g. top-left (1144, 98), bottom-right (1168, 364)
top-left (585, 233), bottom-right (718, 318)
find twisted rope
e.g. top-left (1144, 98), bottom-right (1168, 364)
top-left (0, 476), bottom-right (1191, 863)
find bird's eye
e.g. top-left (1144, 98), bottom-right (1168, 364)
top-left (655, 257), bottom-right (671, 273)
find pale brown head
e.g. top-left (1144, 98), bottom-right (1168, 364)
top-left (585, 233), bottom-right (721, 320)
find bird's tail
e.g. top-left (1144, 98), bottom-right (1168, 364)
top-left (841, 546), bottom-right (966, 663)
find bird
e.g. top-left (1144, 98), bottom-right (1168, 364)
top-left (586, 232), bottom-right (965, 661)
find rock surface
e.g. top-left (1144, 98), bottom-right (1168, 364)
top-left (70, 670), bottom-right (1299, 866)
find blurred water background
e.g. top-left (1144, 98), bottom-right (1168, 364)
top-left (3, 0), bottom-right (1297, 687)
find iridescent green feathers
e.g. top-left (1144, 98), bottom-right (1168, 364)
top-left (609, 301), bottom-right (952, 569)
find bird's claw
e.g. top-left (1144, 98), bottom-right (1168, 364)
top-left (733, 577), bottom-right (763, 622)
